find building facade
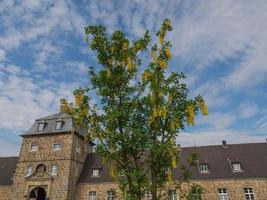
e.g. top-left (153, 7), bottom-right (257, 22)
top-left (0, 108), bottom-right (267, 200)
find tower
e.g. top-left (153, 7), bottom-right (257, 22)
top-left (11, 102), bottom-right (93, 200)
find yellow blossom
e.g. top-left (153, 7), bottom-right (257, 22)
top-left (159, 60), bottom-right (167, 69)
top-left (84, 134), bottom-right (90, 143)
top-left (142, 71), bottom-right (151, 81)
top-left (127, 57), bottom-right (135, 71)
top-left (166, 47), bottom-right (171, 59)
top-left (172, 157), bottom-right (177, 168)
top-left (171, 118), bottom-right (179, 130)
top-left (199, 100), bottom-right (208, 115)
top-left (186, 105), bottom-right (195, 126)
top-left (75, 94), bottom-right (83, 107)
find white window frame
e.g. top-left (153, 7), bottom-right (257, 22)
top-left (91, 169), bottom-right (100, 177)
top-left (88, 191), bottom-right (97, 200)
top-left (232, 162), bottom-right (243, 172)
top-left (146, 191), bottom-right (152, 200)
top-left (51, 164), bottom-right (58, 176)
top-left (30, 144), bottom-right (38, 152)
top-left (199, 163), bottom-right (209, 173)
top-left (106, 190), bottom-right (115, 200)
top-left (37, 122), bottom-right (45, 131)
top-left (169, 190), bottom-right (177, 200)
top-left (76, 143), bottom-right (81, 153)
top-left (26, 166), bottom-right (33, 176)
top-left (244, 188), bottom-right (255, 200)
top-left (53, 143), bottom-right (61, 151)
top-left (218, 188), bottom-right (229, 200)
top-left (55, 120), bottom-right (63, 130)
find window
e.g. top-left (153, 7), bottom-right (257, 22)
top-left (88, 191), bottom-right (96, 200)
top-left (76, 143), bottom-right (81, 153)
top-left (244, 188), bottom-right (255, 200)
top-left (106, 191), bottom-right (115, 200)
top-left (26, 166), bottom-right (33, 176)
top-left (30, 144), bottom-right (38, 152)
top-left (37, 122), bottom-right (45, 131)
top-left (55, 121), bottom-right (63, 130)
top-left (218, 188), bottom-right (229, 200)
top-left (146, 191), bottom-right (152, 200)
top-left (199, 163), bottom-right (209, 173)
top-left (232, 162), bottom-right (242, 172)
top-left (53, 144), bottom-right (61, 151)
top-left (51, 164), bottom-right (58, 175)
top-left (168, 190), bottom-right (177, 200)
top-left (92, 169), bottom-right (100, 177)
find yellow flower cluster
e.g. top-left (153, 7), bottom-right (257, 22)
top-left (166, 47), bottom-right (171, 59)
top-left (127, 57), bottom-right (136, 71)
top-left (199, 99), bottom-right (208, 115)
top-left (186, 105), bottom-right (195, 126)
top-left (159, 30), bottom-right (166, 45)
top-left (142, 71), bottom-right (151, 81)
top-left (152, 107), bottom-right (167, 119)
top-left (170, 118), bottom-right (179, 130)
top-left (159, 60), bottom-right (167, 69)
top-left (150, 50), bottom-right (157, 63)
top-left (109, 163), bottom-right (118, 182)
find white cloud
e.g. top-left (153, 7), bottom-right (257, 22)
top-left (239, 103), bottom-right (258, 119)
top-left (0, 49), bottom-right (6, 61)
top-left (196, 112), bottom-right (236, 129)
top-left (0, 66), bottom-right (75, 130)
top-left (177, 129), bottom-right (266, 147)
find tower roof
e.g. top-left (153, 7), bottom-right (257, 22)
top-left (22, 112), bottom-right (87, 137)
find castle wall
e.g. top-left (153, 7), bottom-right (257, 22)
top-left (0, 186), bottom-right (12, 200)
top-left (75, 179), bottom-right (267, 200)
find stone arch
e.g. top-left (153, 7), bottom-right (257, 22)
top-left (28, 186), bottom-right (46, 200)
top-left (36, 164), bottom-right (46, 177)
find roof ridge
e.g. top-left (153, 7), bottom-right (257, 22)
top-left (181, 142), bottom-right (267, 148)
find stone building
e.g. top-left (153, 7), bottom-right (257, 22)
top-left (0, 107), bottom-right (267, 200)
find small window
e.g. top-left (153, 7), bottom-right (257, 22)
top-left (244, 188), bottom-right (255, 200)
top-left (218, 188), bottom-right (229, 200)
top-left (146, 191), bottom-right (152, 200)
top-left (53, 144), bottom-right (61, 151)
top-left (168, 190), bottom-right (177, 200)
top-left (30, 144), bottom-right (38, 152)
top-left (76, 143), bottom-right (81, 153)
top-left (88, 191), bottom-right (97, 200)
top-left (91, 169), bottom-right (100, 177)
top-left (51, 164), bottom-right (58, 175)
top-left (37, 122), bottom-right (45, 131)
top-left (199, 163), bottom-right (209, 173)
top-left (55, 121), bottom-right (63, 130)
top-left (26, 166), bottom-right (33, 176)
top-left (106, 190), bottom-right (115, 200)
top-left (232, 162), bottom-right (243, 172)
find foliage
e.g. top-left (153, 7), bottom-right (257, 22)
top-left (67, 19), bottom-right (208, 199)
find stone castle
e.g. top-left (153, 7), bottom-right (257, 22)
top-left (0, 104), bottom-right (267, 200)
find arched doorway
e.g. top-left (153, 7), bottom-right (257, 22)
top-left (28, 187), bottom-right (46, 200)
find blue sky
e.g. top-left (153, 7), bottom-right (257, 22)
top-left (0, 0), bottom-right (266, 156)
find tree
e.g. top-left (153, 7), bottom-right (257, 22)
top-left (67, 19), bottom-right (208, 199)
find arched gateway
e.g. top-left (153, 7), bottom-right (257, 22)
top-left (28, 187), bottom-right (46, 200)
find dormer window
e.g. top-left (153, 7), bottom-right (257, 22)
top-left (199, 163), bottom-right (209, 173)
top-left (91, 169), bottom-right (100, 177)
top-left (231, 162), bottom-right (243, 172)
top-left (37, 122), bottom-right (45, 131)
top-left (55, 120), bottom-right (63, 130)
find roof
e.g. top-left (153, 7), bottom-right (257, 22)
top-left (0, 157), bottom-right (18, 185)
top-left (79, 142), bottom-right (267, 183)
top-left (22, 112), bottom-right (87, 137)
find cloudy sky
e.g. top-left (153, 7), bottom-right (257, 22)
top-left (0, 0), bottom-right (266, 156)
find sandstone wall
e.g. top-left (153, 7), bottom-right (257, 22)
top-left (0, 186), bottom-right (11, 200)
top-left (76, 179), bottom-right (267, 200)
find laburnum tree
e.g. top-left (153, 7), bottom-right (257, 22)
top-left (66, 19), bottom-right (208, 200)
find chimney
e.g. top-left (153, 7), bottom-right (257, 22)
top-left (176, 144), bottom-right (181, 152)
top-left (60, 98), bottom-right (69, 113)
top-left (222, 140), bottom-right (227, 148)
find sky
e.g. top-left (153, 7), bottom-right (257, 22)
top-left (0, 0), bottom-right (266, 156)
